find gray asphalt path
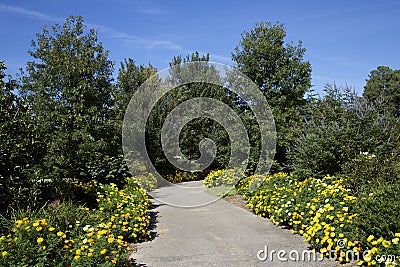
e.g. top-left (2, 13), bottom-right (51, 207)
top-left (129, 181), bottom-right (336, 267)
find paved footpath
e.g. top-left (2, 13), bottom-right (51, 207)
top-left (129, 181), bottom-right (336, 267)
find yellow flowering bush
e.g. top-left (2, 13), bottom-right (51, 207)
top-left (237, 172), bottom-right (400, 266)
top-left (129, 173), bottom-right (158, 191)
top-left (166, 170), bottom-right (203, 183)
top-left (0, 177), bottom-right (151, 266)
top-left (203, 169), bottom-right (244, 188)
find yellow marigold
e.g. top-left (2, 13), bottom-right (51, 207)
top-left (100, 249), bottom-right (107, 255)
top-left (382, 240), bottom-right (391, 248)
top-left (37, 237), bottom-right (44, 243)
top-left (2, 251), bottom-right (7, 257)
top-left (367, 235), bottom-right (374, 242)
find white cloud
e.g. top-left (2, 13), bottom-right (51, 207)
top-left (0, 4), bottom-right (60, 22)
top-left (1, 4), bottom-right (182, 51)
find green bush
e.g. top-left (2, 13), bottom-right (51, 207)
top-left (203, 169), bottom-right (244, 188)
top-left (0, 178), bottom-right (151, 266)
top-left (241, 172), bottom-right (400, 265)
top-left (130, 173), bottom-right (158, 191)
top-left (342, 152), bottom-right (400, 195)
top-left (235, 174), bottom-right (267, 198)
top-left (166, 170), bottom-right (207, 183)
top-left (290, 85), bottom-right (400, 192)
top-left (354, 183), bottom-right (400, 244)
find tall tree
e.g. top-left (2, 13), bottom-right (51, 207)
top-left (363, 66), bottom-right (400, 117)
top-left (0, 62), bottom-right (44, 213)
top-left (232, 21), bottom-right (312, 171)
top-left (21, 16), bottom-right (116, 182)
top-left (116, 58), bottom-right (157, 120)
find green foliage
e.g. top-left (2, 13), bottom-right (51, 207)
top-left (363, 66), bottom-right (400, 117)
top-left (341, 151), bottom-right (400, 195)
top-left (203, 169), bottom-right (244, 188)
top-left (232, 21), bottom-right (312, 171)
top-left (235, 174), bottom-right (266, 197)
top-left (21, 16), bottom-right (117, 183)
top-left (233, 171), bottom-right (400, 265)
top-left (0, 178), bottom-right (151, 266)
top-left (354, 183), bottom-right (400, 244)
top-left (129, 173), bottom-right (158, 191)
top-left (145, 52), bottom-right (234, 175)
top-left (0, 61), bottom-right (46, 214)
top-left (289, 85), bottom-right (400, 190)
top-left (116, 58), bottom-right (157, 116)
top-left (86, 154), bottom-right (131, 186)
top-left (166, 170), bottom-right (206, 183)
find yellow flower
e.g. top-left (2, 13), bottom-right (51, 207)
top-left (112, 258), bottom-right (117, 264)
top-left (367, 235), bottom-right (374, 242)
top-left (57, 231), bottom-right (66, 238)
top-left (2, 251), bottom-right (7, 257)
top-left (87, 252), bottom-right (93, 257)
top-left (74, 255), bottom-right (80, 260)
top-left (382, 240), bottom-right (391, 248)
top-left (107, 237), bottom-right (115, 244)
top-left (37, 237), bottom-right (44, 243)
top-left (370, 247), bottom-right (378, 254)
top-left (49, 227), bottom-right (55, 231)
top-left (40, 219), bottom-right (47, 226)
top-left (100, 249), bottom-right (107, 255)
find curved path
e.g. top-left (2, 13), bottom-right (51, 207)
top-left (130, 181), bottom-right (336, 266)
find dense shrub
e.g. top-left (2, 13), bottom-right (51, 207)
top-left (232, 171), bottom-right (400, 265)
top-left (130, 173), bottom-right (158, 191)
top-left (354, 183), bottom-right (400, 245)
top-left (0, 178), bottom-right (151, 266)
top-left (289, 85), bottom-right (400, 193)
top-left (166, 170), bottom-right (207, 183)
top-left (203, 169), bottom-right (245, 188)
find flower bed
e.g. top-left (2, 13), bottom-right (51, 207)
top-left (224, 171), bottom-right (399, 266)
top-left (0, 178), bottom-right (151, 266)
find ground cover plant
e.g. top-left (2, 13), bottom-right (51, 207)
top-left (203, 170), bottom-right (400, 266)
top-left (0, 178), bottom-right (151, 266)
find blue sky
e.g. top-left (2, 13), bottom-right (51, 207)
top-left (1, 0), bottom-right (399, 94)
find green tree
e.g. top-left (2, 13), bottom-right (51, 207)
top-left (363, 66), bottom-right (400, 117)
top-left (116, 58), bottom-right (157, 118)
top-left (290, 84), bottom-right (400, 193)
top-left (232, 21), bottom-right (312, 172)
top-left (21, 16), bottom-right (116, 183)
top-left (167, 52), bottom-right (231, 171)
top-left (0, 62), bottom-right (44, 213)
